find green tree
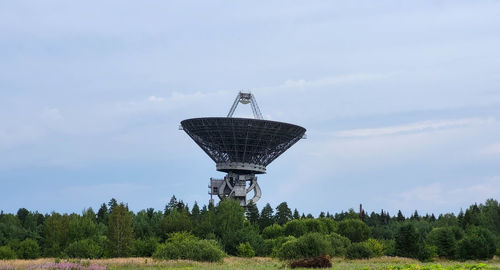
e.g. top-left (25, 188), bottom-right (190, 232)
top-left (42, 213), bottom-right (70, 257)
top-left (215, 199), bottom-right (245, 254)
top-left (96, 203), bottom-right (108, 225)
top-left (395, 223), bottom-right (420, 258)
top-left (426, 227), bottom-right (458, 258)
top-left (17, 238), bottom-right (40, 259)
top-left (337, 219), bottom-right (371, 242)
top-left (160, 209), bottom-right (192, 235)
top-left (245, 201), bottom-right (259, 225)
top-left (293, 209), bottom-right (300, 220)
top-left (107, 203), bottom-right (134, 257)
top-left (456, 226), bottom-right (496, 260)
top-left (275, 202), bottom-right (292, 226)
top-left (259, 203), bottom-right (274, 230)
top-left (396, 210), bottom-right (405, 222)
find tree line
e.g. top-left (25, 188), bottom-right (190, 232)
top-left (0, 197), bottom-right (499, 261)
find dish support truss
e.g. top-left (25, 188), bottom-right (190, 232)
top-left (227, 92), bottom-right (263, 120)
top-left (209, 172), bottom-right (261, 206)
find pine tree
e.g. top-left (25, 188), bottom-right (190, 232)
top-left (397, 210), bottom-right (405, 222)
top-left (108, 198), bottom-right (118, 213)
top-left (293, 209), bottom-right (300, 219)
top-left (275, 202), bottom-right (292, 225)
top-left (245, 201), bottom-right (259, 225)
top-left (164, 195), bottom-right (178, 215)
top-left (107, 203), bottom-right (134, 257)
top-left (259, 203), bottom-right (274, 230)
top-left (97, 203), bottom-right (108, 225)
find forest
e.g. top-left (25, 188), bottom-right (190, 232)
top-left (0, 197), bottom-right (499, 263)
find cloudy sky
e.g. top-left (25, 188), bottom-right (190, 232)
top-left (1, 1), bottom-right (499, 216)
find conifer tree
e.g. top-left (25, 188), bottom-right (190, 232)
top-left (245, 201), bottom-right (259, 225)
top-left (397, 210), bottom-right (405, 222)
top-left (275, 202), bottom-right (292, 225)
top-left (259, 203), bottom-right (274, 229)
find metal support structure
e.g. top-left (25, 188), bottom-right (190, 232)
top-left (227, 92), bottom-right (264, 120)
top-left (209, 172), bottom-right (262, 206)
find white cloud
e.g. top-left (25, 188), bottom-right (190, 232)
top-left (148, 96), bottom-right (165, 102)
top-left (480, 141), bottom-right (500, 155)
top-left (389, 177), bottom-right (500, 214)
top-left (280, 73), bottom-right (395, 89)
top-left (333, 118), bottom-right (494, 138)
top-left (40, 107), bottom-right (63, 121)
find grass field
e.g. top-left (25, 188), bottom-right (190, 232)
top-left (1, 257), bottom-right (499, 270)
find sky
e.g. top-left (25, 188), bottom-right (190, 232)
top-left (1, 1), bottom-right (499, 217)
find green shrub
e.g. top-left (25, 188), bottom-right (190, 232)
top-left (276, 232), bottom-right (332, 260)
top-left (337, 219), bottom-right (371, 243)
top-left (153, 232), bottom-right (225, 262)
top-left (263, 236), bottom-right (296, 257)
top-left (262, 224), bottom-right (284, 239)
top-left (17, 238), bottom-right (40, 259)
top-left (380, 239), bottom-right (396, 256)
top-left (346, 242), bottom-right (374, 259)
top-left (364, 238), bottom-right (384, 257)
top-left (64, 238), bottom-right (104, 259)
top-left (417, 245), bottom-right (437, 262)
top-left (237, 242), bottom-right (255, 258)
top-left (0, 246), bottom-right (16, 259)
top-left (317, 218), bottom-right (337, 234)
top-left (284, 219), bottom-right (307, 237)
top-left (303, 219), bottom-right (327, 234)
top-left (327, 233), bottom-right (351, 257)
top-left (132, 237), bottom-right (160, 257)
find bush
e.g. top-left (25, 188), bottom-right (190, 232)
top-left (276, 233), bottom-right (332, 260)
top-left (317, 218), bottom-right (337, 234)
top-left (237, 242), bottom-right (255, 258)
top-left (284, 219), bottom-right (307, 238)
top-left (153, 232), bottom-right (225, 262)
top-left (64, 238), bottom-right (104, 258)
top-left (379, 239), bottom-right (396, 256)
top-left (418, 244), bottom-right (437, 262)
top-left (262, 224), bottom-right (284, 239)
top-left (132, 237), bottom-right (160, 257)
top-left (303, 219), bottom-right (327, 234)
top-left (327, 233), bottom-right (351, 257)
top-left (364, 238), bottom-right (384, 257)
top-left (337, 219), bottom-right (371, 243)
top-left (346, 242), bottom-right (374, 259)
top-left (17, 238), bottom-right (40, 259)
top-left (0, 246), bottom-right (16, 259)
top-left (262, 236), bottom-right (296, 257)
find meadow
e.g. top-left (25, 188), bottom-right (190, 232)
top-left (1, 257), bottom-right (499, 270)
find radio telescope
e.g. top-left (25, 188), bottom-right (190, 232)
top-left (180, 92), bottom-right (306, 206)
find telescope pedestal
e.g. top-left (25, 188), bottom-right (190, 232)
top-left (209, 172), bottom-right (262, 206)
